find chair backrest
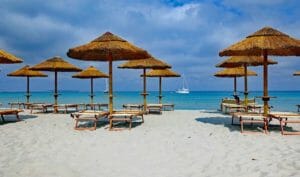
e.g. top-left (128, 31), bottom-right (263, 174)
top-left (222, 98), bottom-right (255, 104)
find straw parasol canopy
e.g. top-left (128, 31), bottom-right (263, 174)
top-left (216, 56), bottom-right (277, 108)
top-left (219, 26), bottom-right (300, 115)
top-left (293, 71), bottom-right (300, 76)
top-left (219, 27), bottom-right (300, 56)
top-left (31, 56), bottom-right (82, 111)
top-left (0, 49), bottom-right (23, 64)
top-left (72, 66), bottom-right (108, 104)
top-left (214, 67), bottom-right (257, 97)
top-left (214, 67), bottom-right (257, 77)
top-left (118, 58), bottom-right (171, 111)
top-left (67, 32), bottom-right (151, 114)
top-left (216, 56), bottom-right (277, 67)
top-left (141, 69), bottom-right (180, 103)
top-left (7, 65), bottom-right (47, 104)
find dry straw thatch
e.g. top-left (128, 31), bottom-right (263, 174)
top-left (30, 56), bottom-right (81, 110)
top-left (142, 69), bottom-right (181, 77)
top-left (219, 26), bottom-right (300, 115)
top-left (118, 57), bottom-right (171, 111)
top-left (142, 69), bottom-right (180, 104)
top-left (0, 49), bottom-right (23, 64)
top-left (219, 27), bottom-right (300, 56)
top-left (67, 31), bottom-right (151, 114)
top-left (216, 56), bottom-right (278, 68)
top-left (7, 65), bottom-right (47, 104)
top-left (67, 32), bottom-right (150, 61)
top-left (72, 66), bottom-right (108, 104)
top-left (215, 67), bottom-right (257, 97)
top-left (214, 67), bottom-right (257, 77)
top-left (118, 57), bottom-right (171, 69)
top-left (72, 66), bottom-right (108, 79)
top-left (293, 71), bottom-right (300, 76)
top-left (31, 56), bottom-right (82, 72)
top-left (8, 65), bottom-right (47, 77)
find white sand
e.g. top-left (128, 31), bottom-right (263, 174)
top-left (0, 110), bottom-right (300, 177)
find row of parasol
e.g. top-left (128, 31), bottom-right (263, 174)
top-left (215, 27), bottom-right (300, 115)
top-left (1, 32), bottom-right (181, 113)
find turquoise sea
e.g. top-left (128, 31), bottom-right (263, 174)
top-left (0, 91), bottom-right (299, 112)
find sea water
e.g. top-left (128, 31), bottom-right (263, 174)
top-left (0, 91), bottom-right (299, 112)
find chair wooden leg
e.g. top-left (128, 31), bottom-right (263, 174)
top-left (16, 113), bottom-right (21, 121)
top-left (74, 119), bottom-right (79, 130)
top-left (93, 120), bottom-right (97, 130)
top-left (240, 116), bottom-right (243, 133)
top-left (109, 118), bottom-right (113, 130)
top-left (264, 119), bottom-right (268, 134)
top-left (280, 119), bottom-right (284, 135)
top-left (129, 116), bottom-right (132, 130)
top-left (285, 118), bottom-right (288, 126)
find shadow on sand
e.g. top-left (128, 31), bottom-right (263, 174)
top-left (195, 116), bottom-right (297, 133)
top-left (0, 114), bottom-right (38, 125)
top-left (75, 117), bottom-right (144, 130)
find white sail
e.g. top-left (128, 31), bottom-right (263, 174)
top-left (104, 79), bottom-right (108, 93)
top-left (176, 74), bottom-right (189, 94)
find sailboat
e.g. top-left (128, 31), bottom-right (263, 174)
top-left (103, 78), bottom-right (108, 93)
top-left (176, 74), bottom-right (190, 94)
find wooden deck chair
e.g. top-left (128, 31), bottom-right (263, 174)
top-left (0, 109), bottom-right (23, 122)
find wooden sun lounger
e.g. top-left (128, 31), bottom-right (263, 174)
top-left (223, 103), bottom-right (246, 114)
top-left (8, 102), bottom-right (26, 109)
top-left (71, 110), bottom-right (109, 130)
top-left (30, 103), bottom-right (54, 113)
top-left (109, 110), bottom-right (145, 130)
top-left (0, 109), bottom-right (23, 122)
top-left (85, 103), bottom-right (108, 110)
top-left (232, 112), bottom-right (268, 134)
top-left (53, 104), bottom-right (79, 114)
top-left (122, 104), bottom-right (143, 110)
top-left (162, 104), bottom-right (175, 111)
top-left (268, 113), bottom-right (300, 135)
top-left (147, 104), bottom-right (163, 114)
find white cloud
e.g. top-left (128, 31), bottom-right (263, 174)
top-left (0, 0), bottom-right (300, 91)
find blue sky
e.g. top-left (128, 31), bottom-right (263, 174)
top-left (0, 0), bottom-right (300, 91)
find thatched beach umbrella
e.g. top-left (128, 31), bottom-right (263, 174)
top-left (214, 67), bottom-right (257, 96)
top-left (219, 26), bottom-right (300, 115)
top-left (293, 71), bottom-right (300, 76)
top-left (31, 56), bottom-right (82, 112)
top-left (216, 56), bottom-right (277, 107)
top-left (0, 49), bottom-right (23, 64)
top-left (141, 69), bottom-right (180, 104)
top-left (7, 65), bottom-right (47, 105)
top-left (72, 66), bottom-right (108, 104)
top-left (67, 32), bottom-right (150, 114)
top-left (118, 58), bottom-right (171, 111)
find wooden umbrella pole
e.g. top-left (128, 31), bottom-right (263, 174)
top-left (26, 76), bottom-right (30, 104)
top-left (143, 68), bottom-right (147, 111)
top-left (233, 76), bottom-right (237, 96)
top-left (90, 78), bottom-right (94, 104)
top-left (108, 53), bottom-right (113, 114)
top-left (244, 64), bottom-right (248, 111)
top-left (54, 71), bottom-right (58, 113)
top-left (263, 50), bottom-right (269, 115)
top-left (159, 77), bottom-right (162, 104)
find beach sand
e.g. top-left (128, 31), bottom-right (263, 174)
top-left (0, 110), bottom-right (299, 177)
